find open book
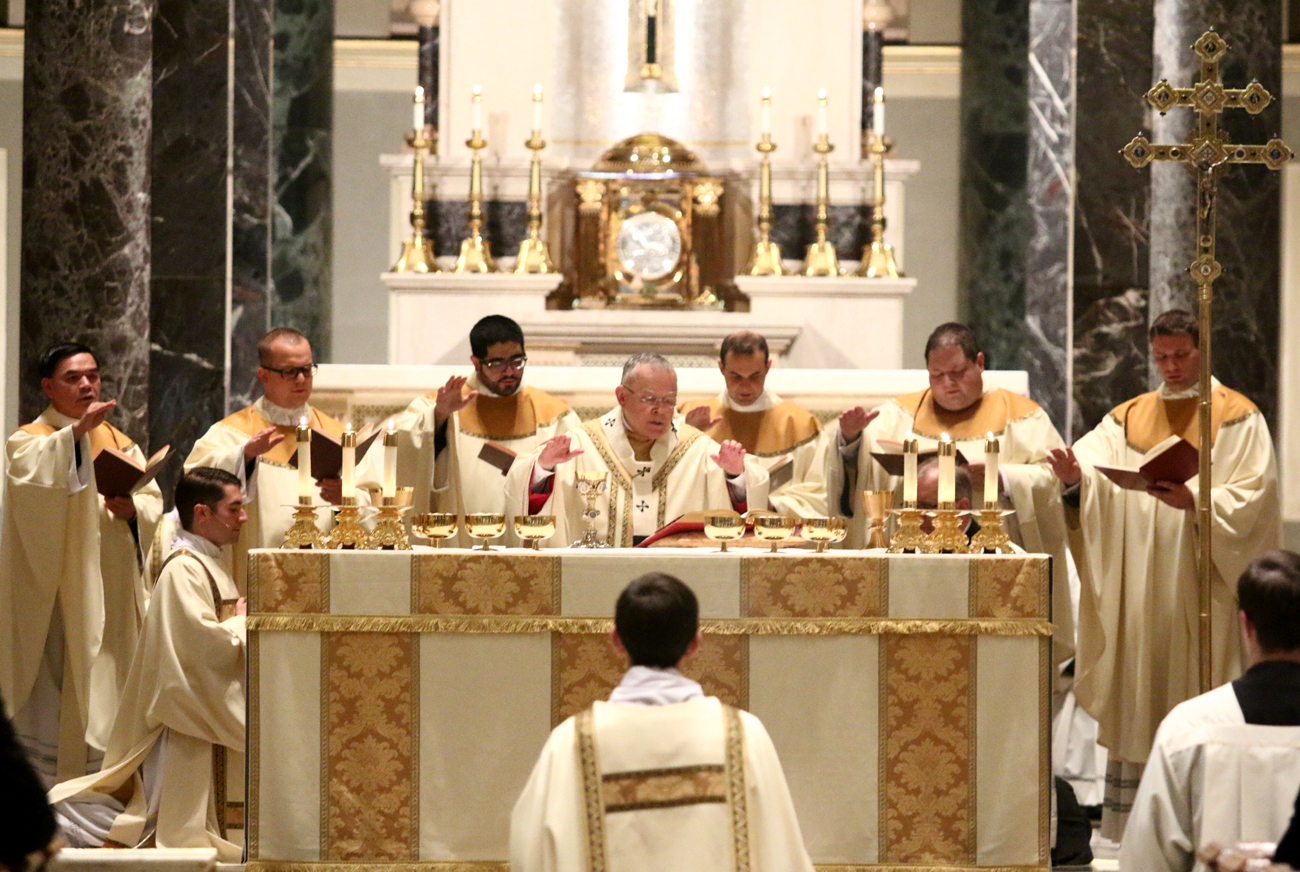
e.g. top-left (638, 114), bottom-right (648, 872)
top-left (871, 440), bottom-right (970, 477)
top-left (293, 424), bottom-right (382, 480)
top-left (1094, 435), bottom-right (1198, 491)
top-left (95, 445), bottom-right (171, 499)
top-left (766, 455), bottom-right (795, 491)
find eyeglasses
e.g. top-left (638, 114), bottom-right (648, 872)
top-left (481, 354), bottom-right (527, 374)
top-left (263, 364), bottom-right (318, 380)
top-left (633, 392), bottom-right (677, 410)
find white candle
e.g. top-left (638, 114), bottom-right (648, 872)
top-left (873, 86), bottom-right (885, 136)
top-left (761, 87), bottom-right (772, 137)
top-left (984, 431), bottom-right (999, 507)
top-left (413, 85), bottom-right (425, 132)
top-left (472, 85), bottom-right (483, 134)
top-left (816, 88), bottom-right (828, 138)
top-left (297, 416), bottom-right (312, 501)
top-left (938, 432), bottom-right (955, 506)
top-left (342, 424), bottom-right (356, 501)
top-left (531, 83), bottom-right (543, 134)
top-left (382, 420), bottom-right (398, 500)
top-left (903, 435), bottom-right (918, 505)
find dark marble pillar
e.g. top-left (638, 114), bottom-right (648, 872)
top-left (19, 2), bottom-right (154, 440)
top-left (419, 24), bottom-right (440, 134)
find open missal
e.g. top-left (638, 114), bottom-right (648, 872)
top-left (94, 445), bottom-right (170, 499)
top-left (293, 424), bottom-right (382, 480)
top-left (1093, 434), bottom-right (1198, 491)
top-left (870, 440), bottom-right (969, 477)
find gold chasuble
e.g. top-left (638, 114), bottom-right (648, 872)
top-left (679, 391), bottom-right (828, 518)
top-left (503, 408), bottom-right (770, 547)
top-left (185, 399), bottom-right (344, 592)
top-left (1068, 379), bottom-right (1278, 767)
top-left (826, 386), bottom-right (1074, 663)
top-left (374, 378), bottom-right (579, 547)
top-left (0, 407), bottom-right (163, 782)
top-left (510, 698), bottom-right (815, 872)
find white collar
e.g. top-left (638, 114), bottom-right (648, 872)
top-left (1159, 375), bottom-right (1221, 401)
top-left (608, 666), bottom-right (705, 706)
top-left (170, 528), bottom-right (224, 559)
top-left (718, 388), bottom-right (781, 413)
top-left (254, 396), bottom-right (309, 427)
top-left (39, 406), bottom-right (79, 429)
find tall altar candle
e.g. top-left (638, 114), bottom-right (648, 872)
top-left (938, 432), bottom-right (955, 506)
top-left (413, 85), bottom-right (425, 132)
top-left (297, 416), bottom-right (312, 501)
top-left (342, 424), bottom-right (356, 501)
top-left (984, 431), bottom-right (999, 507)
top-left (382, 420), bottom-right (398, 500)
top-left (816, 88), bottom-right (828, 138)
top-left (873, 86), bottom-right (885, 136)
top-left (531, 83), bottom-right (543, 134)
top-left (761, 87), bottom-right (772, 136)
top-left (471, 85), bottom-right (483, 133)
top-left (903, 435), bottom-right (918, 505)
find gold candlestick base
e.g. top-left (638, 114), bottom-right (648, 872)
top-left (969, 509), bottom-right (1016, 554)
top-left (802, 240), bottom-right (842, 276)
top-left (393, 236), bottom-right (439, 273)
top-left (454, 235), bottom-right (497, 273)
top-left (922, 506), bottom-right (971, 554)
top-left (748, 240), bottom-right (787, 276)
top-left (856, 132), bottom-right (903, 278)
top-left (392, 130), bottom-right (440, 273)
top-left (281, 502), bottom-right (327, 549)
top-left (863, 489), bottom-right (893, 549)
top-left (326, 502), bottom-right (369, 550)
top-left (367, 504), bottom-right (413, 550)
top-left (887, 506), bottom-right (925, 553)
top-left (512, 236), bottom-right (556, 273)
top-left (858, 239), bottom-right (901, 278)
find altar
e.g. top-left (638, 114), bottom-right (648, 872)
top-left (244, 548), bottom-right (1052, 871)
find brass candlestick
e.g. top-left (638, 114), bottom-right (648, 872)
top-left (969, 509), bottom-right (1016, 554)
top-left (281, 499), bottom-right (327, 549)
top-left (512, 127), bottom-right (556, 273)
top-left (454, 120), bottom-right (498, 273)
top-left (392, 125), bottom-right (439, 273)
top-left (863, 489), bottom-right (893, 549)
top-left (855, 131), bottom-right (902, 278)
top-left (747, 96), bottom-right (786, 275)
top-left (365, 487), bottom-right (414, 550)
top-left (572, 471), bottom-right (609, 549)
top-left (326, 498), bottom-right (369, 550)
top-left (922, 504), bottom-right (971, 554)
top-left (802, 133), bottom-right (843, 276)
top-left (887, 503), bottom-right (925, 553)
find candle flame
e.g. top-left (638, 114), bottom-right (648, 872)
top-left (414, 85), bottom-right (424, 102)
top-left (533, 83), bottom-right (543, 100)
top-left (761, 86), bottom-right (771, 101)
top-left (986, 431), bottom-right (995, 440)
top-left (874, 85), bottom-right (884, 101)
top-left (472, 85), bottom-right (482, 100)
top-left (345, 422), bottom-right (353, 434)
top-left (300, 415), bottom-right (309, 428)
top-left (940, 432), bottom-right (951, 442)
top-left (817, 87), bottom-right (827, 102)
top-left (387, 418), bottom-right (397, 433)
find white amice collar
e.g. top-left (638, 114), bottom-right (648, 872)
top-left (170, 528), bottom-right (224, 559)
top-left (719, 388), bottom-right (781, 413)
top-left (255, 396), bottom-right (309, 427)
top-left (39, 406), bottom-right (79, 429)
top-left (1159, 375), bottom-right (1221, 401)
top-left (608, 666), bottom-right (705, 706)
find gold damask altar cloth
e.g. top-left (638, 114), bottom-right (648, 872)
top-left (245, 549), bottom-right (1051, 872)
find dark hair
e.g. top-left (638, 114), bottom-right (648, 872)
top-left (915, 457), bottom-right (973, 508)
top-left (924, 322), bottom-right (981, 364)
top-left (258, 327), bottom-right (310, 367)
top-left (1238, 550), bottom-right (1300, 653)
top-left (175, 467), bottom-right (242, 531)
top-left (614, 572), bottom-right (699, 668)
top-left (1149, 309), bottom-right (1199, 347)
top-left (470, 315), bottom-right (525, 359)
top-left (39, 342), bottom-right (97, 379)
top-left (720, 331), bottom-right (769, 364)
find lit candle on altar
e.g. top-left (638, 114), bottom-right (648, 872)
top-left (296, 416), bottom-right (312, 502)
top-left (382, 420), bottom-right (398, 501)
top-left (938, 432), bottom-right (955, 506)
top-left (471, 85), bottom-right (483, 134)
top-left (873, 86), bottom-right (886, 137)
top-left (341, 424), bottom-right (356, 501)
top-left (531, 83), bottom-right (543, 134)
top-left (816, 88), bottom-right (828, 138)
top-left (413, 85), bottom-right (425, 132)
top-left (903, 435), bottom-right (918, 505)
top-left (984, 431), bottom-right (1000, 507)
top-left (761, 87), bottom-right (772, 137)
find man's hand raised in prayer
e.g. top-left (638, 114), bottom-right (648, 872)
top-left (244, 426), bottom-right (286, 461)
top-left (711, 440), bottom-right (747, 477)
top-left (1046, 447), bottom-right (1081, 486)
top-left (538, 434), bottom-right (584, 472)
top-left (838, 406), bottom-right (879, 443)
top-left (72, 400), bottom-right (116, 440)
top-left (684, 405), bottom-right (724, 433)
top-left (433, 375), bottom-right (479, 428)
top-left (104, 496), bottom-right (137, 521)
top-left (1147, 481), bottom-right (1195, 511)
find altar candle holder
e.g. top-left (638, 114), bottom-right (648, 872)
top-left (513, 87), bottom-right (557, 274)
top-left (366, 486), bottom-right (414, 551)
top-left (854, 130), bottom-right (902, 278)
top-left (863, 489), bottom-right (893, 549)
top-left (922, 504), bottom-right (971, 555)
top-left (392, 92), bottom-right (439, 273)
top-left (969, 509), bottom-right (1016, 554)
top-left (281, 501), bottom-right (327, 549)
top-left (801, 92), bottom-right (843, 277)
top-left (887, 502), bottom-right (925, 553)
top-left (326, 497), bottom-right (370, 550)
top-left (454, 87), bottom-right (499, 273)
top-left (747, 90), bottom-right (786, 276)
top-left (572, 471), bottom-right (610, 549)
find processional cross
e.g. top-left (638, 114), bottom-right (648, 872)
top-left (1121, 30), bottom-right (1291, 693)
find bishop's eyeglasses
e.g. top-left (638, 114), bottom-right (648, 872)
top-left (481, 354), bottom-right (527, 374)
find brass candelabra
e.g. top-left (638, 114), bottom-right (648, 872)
top-left (802, 133), bottom-right (842, 276)
top-left (512, 128), bottom-right (556, 273)
top-left (747, 131), bottom-right (786, 275)
top-left (855, 131), bottom-right (902, 278)
top-left (454, 129), bottom-right (498, 273)
top-left (887, 502), bottom-right (925, 553)
top-left (326, 497), bottom-right (370, 550)
top-left (391, 128), bottom-right (439, 273)
top-left (281, 498), bottom-right (327, 549)
top-left (969, 509), bottom-right (1015, 554)
top-left (922, 505), bottom-right (971, 554)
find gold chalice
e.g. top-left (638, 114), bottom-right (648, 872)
top-left (514, 515), bottom-right (556, 551)
top-left (573, 470), bottom-right (610, 549)
top-left (411, 512), bottom-right (458, 548)
top-left (802, 516), bottom-right (848, 553)
top-left (703, 512), bottom-right (746, 553)
top-left (752, 514), bottom-right (800, 553)
top-left (465, 512), bottom-right (507, 551)
top-left (863, 490), bottom-right (894, 549)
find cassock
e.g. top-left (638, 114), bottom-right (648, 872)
top-left (826, 386), bottom-right (1075, 662)
top-left (679, 390), bottom-right (828, 518)
top-left (185, 397), bottom-right (345, 591)
top-left (0, 407), bottom-right (163, 784)
top-left (379, 377), bottom-right (579, 547)
top-left (48, 532), bottom-right (245, 860)
top-left (503, 408), bottom-right (770, 548)
top-left (1067, 379), bottom-right (1278, 836)
top-left (511, 669), bottom-right (814, 872)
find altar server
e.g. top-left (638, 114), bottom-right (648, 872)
top-left (679, 331), bottom-right (828, 518)
top-left (0, 342), bottom-right (163, 785)
top-left (511, 572), bottom-right (814, 872)
top-left (185, 327), bottom-right (345, 590)
top-left (505, 353), bottom-right (769, 547)
top-left (48, 468), bottom-right (248, 859)
top-left (1047, 309), bottom-right (1279, 839)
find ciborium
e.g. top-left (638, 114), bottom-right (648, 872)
top-left (514, 514), bottom-right (556, 550)
top-left (751, 513), bottom-right (800, 553)
top-left (573, 471), bottom-right (609, 549)
top-left (465, 513), bottom-right (507, 551)
top-left (703, 512), bottom-right (746, 553)
top-left (802, 516), bottom-right (847, 553)
top-left (411, 512), bottom-right (458, 548)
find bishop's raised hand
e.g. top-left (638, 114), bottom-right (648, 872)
top-left (538, 434), bottom-right (584, 471)
top-left (711, 439), bottom-right (747, 477)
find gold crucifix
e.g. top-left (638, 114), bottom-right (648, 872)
top-left (1120, 29), bottom-right (1290, 694)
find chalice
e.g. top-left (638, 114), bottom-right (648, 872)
top-left (465, 513), bottom-right (507, 551)
top-left (802, 516), bottom-right (847, 553)
top-left (411, 512), bottom-right (458, 548)
top-left (752, 513), bottom-right (800, 553)
top-left (514, 514), bottom-right (556, 550)
top-left (573, 471), bottom-right (609, 549)
top-left (703, 512), bottom-right (746, 553)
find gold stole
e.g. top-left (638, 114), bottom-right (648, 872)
top-left (19, 420), bottom-right (133, 459)
top-left (1108, 385), bottom-right (1258, 453)
top-left (217, 404), bottom-right (343, 467)
top-left (680, 400), bottom-right (820, 458)
top-left (446, 385), bottom-right (573, 440)
top-left (899, 387), bottom-right (1043, 440)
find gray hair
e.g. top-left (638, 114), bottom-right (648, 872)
top-left (621, 352), bottom-right (674, 387)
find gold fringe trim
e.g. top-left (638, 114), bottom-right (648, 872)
top-left (1220, 409), bottom-right (1258, 429)
top-left (745, 428), bottom-right (822, 459)
top-left (248, 865), bottom-right (509, 872)
top-left (248, 614), bottom-right (1052, 636)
